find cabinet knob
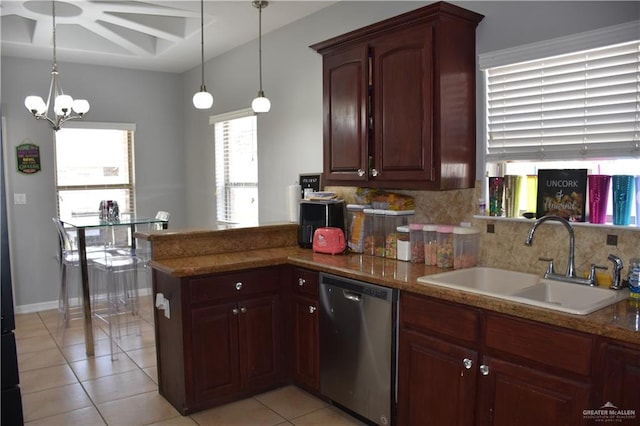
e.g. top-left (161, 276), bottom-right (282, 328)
top-left (240, 307), bottom-right (247, 314)
top-left (463, 358), bottom-right (473, 370)
top-left (298, 278), bottom-right (306, 286)
top-left (479, 364), bottom-right (490, 376)
top-left (308, 305), bottom-right (316, 314)
top-left (371, 168), bottom-right (379, 177)
top-left (235, 282), bottom-right (243, 291)
top-left (357, 169), bottom-right (366, 177)
top-left (232, 308), bottom-right (239, 315)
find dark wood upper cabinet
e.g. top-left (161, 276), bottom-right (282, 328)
top-left (311, 1), bottom-right (484, 190)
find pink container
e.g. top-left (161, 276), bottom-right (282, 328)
top-left (587, 175), bottom-right (610, 224)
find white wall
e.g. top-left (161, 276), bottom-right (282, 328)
top-left (2, 1), bottom-right (638, 309)
top-left (1, 57), bottom-right (185, 309)
top-left (181, 0), bottom-right (639, 225)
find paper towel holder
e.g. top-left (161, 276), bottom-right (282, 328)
top-left (155, 293), bottom-right (171, 319)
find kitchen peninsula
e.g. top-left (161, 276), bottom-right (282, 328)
top-left (137, 224), bottom-right (639, 423)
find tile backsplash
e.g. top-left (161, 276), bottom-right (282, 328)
top-left (327, 183), bottom-right (639, 279)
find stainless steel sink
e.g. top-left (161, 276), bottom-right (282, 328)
top-left (417, 267), bottom-right (628, 315)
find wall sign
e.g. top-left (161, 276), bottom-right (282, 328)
top-left (16, 142), bottom-right (41, 174)
top-left (299, 173), bottom-right (322, 197)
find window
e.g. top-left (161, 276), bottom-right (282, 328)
top-left (212, 109), bottom-right (258, 226)
top-left (55, 124), bottom-right (136, 219)
top-left (479, 21), bottom-right (640, 219)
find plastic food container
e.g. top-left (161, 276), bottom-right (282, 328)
top-left (436, 225), bottom-right (454, 268)
top-left (423, 224), bottom-right (438, 266)
top-left (346, 204), bottom-right (370, 253)
top-left (453, 226), bottom-right (481, 269)
top-left (384, 210), bottom-right (414, 259)
top-left (364, 209), bottom-right (386, 257)
top-left (396, 226), bottom-right (410, 261)
top-left (409, 223), bottom-right (425, 263)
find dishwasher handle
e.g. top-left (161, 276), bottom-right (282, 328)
top-left (343, 290), bottom-right (362, 302)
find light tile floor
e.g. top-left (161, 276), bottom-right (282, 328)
top-left (16, 295), bottom-right (366, 426)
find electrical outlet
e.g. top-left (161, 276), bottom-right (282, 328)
top-left (13, 193), bottom-right (26, 205)
top-left (606, 234), bottom-right (617, 246)
top-left (487, 224), bottom-right (495, 234)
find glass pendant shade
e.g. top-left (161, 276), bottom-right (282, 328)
top-left (193, 89), bottom-right (214, 109)
top-left (25, 96), bottom-right (47, 114)
top-left (72, 99), bottom-right (90, 115)
top-left (251, 93), bottom-right (271, 113)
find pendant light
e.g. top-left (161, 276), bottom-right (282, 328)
top-left (251, 0), bottom-right (270, 113)
top-left (24, 0), bottom-right (90, 131)
top-left (193, 0), bottom-right (213, 109)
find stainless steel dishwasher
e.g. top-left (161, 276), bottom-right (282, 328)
top-left (319, 273), bottom-right (398, 426)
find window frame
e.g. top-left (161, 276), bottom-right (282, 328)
top-left (210, 108), bottom-right (259, 226)
top-left (478, 20), bottom-right (640, 166)
top-left (54, 122), bottom-right (136, 219)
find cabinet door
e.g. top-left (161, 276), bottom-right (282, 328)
top-left (597, 342), bottom-right (640, 415)
top-left (398, 329), bottom-right (477, 426)
top-left (238, 294), bottom-right (280, 391)
top-left (292, 295), bottom-right (320, 390)
top-left (476, 356), bottom-right (591, 426)
top-left (371, 24), bottom-right (434, 184)
top-left (322, 44), bottom-right (370, 184)
top-left (191, 302), bottom-right (240, 402)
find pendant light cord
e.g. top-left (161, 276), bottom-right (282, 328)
top-left (52, 0), bottom-right (57, 70)
top-left (258, 2), bottom-right (263, 92)
top-left (200, 0), bottom-right (205, 89)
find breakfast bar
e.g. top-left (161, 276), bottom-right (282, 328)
top-left (137, 224), bottom-right (639, 421)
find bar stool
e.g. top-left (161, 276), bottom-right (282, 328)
top-left (91, 253), bottom-right (144, 360)
top-left (52, 218), bottom-right (106, 331)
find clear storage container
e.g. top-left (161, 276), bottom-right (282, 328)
top-left (346, 204), bottom-right (370, 253)
top-left (628, 258), bottom-right (640, 299)
top-left (364, 209), bottom-right (386, 257)
top-left (423, 224), bottom-right (438, 266)
top-left (384, 210), bottom-right (414, 259)
top-left (409, 223), bottom-right (425, 263)
top-left (396, 226), bottom-right (410, 261)
top-left (436, 225), bottom-right (454, 268)
top-left (453, 226), bottom-right (481, 269)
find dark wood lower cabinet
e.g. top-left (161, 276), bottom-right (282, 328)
top-left (398, 292), bottom-right (596, 426)
top-left (292, 295), bottom-right (319, 390)
top-left (476, 356), bottom-right (590, 426)
top-left (191, 302), bottom-right (240, 402)
top-left (154, 266), bottom-right (284, 415)
top-left (594, 340), bottom-right (640, 423)
top-left (398, 329), bottom-right (477, 426)
top-left (290, 267), bottom-right (320, 392)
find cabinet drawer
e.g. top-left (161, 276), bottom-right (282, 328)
top-left (291, 267), bottom-right (319, 298)
top-left (400, 292), bottom-right (480, 346)
top-left (484, 313), bottom-right (593, 376)
top-left (189, 267), bottom-right (281, 305)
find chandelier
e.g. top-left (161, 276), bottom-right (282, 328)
top-left (24, 0), bottom-right (90, 131)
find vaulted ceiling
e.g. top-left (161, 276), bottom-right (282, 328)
top-left (1, 1), bottom-right (334, 73)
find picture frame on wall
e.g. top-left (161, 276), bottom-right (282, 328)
top-left (299, 173), bottom-right (322, 198)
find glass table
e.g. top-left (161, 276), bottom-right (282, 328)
top-left (60, 214), bottom-right (168, 356)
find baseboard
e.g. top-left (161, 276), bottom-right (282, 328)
top-left (15, 287), bottom-right (154, 315)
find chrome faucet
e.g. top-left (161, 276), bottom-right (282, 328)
top-left (607, 254), bottom-right (625, 290)
top-left (524, 215), bottom-right (593, 286)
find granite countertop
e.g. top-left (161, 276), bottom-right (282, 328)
top-left (149, 246), bottom-right (640, 346)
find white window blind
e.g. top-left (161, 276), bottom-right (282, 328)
top-left (214, 112), bottom-right (258, 226)
top-left (484, 40), bottom-right (640, 162)
top-left (55, 126), bottom-right (135, 219)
